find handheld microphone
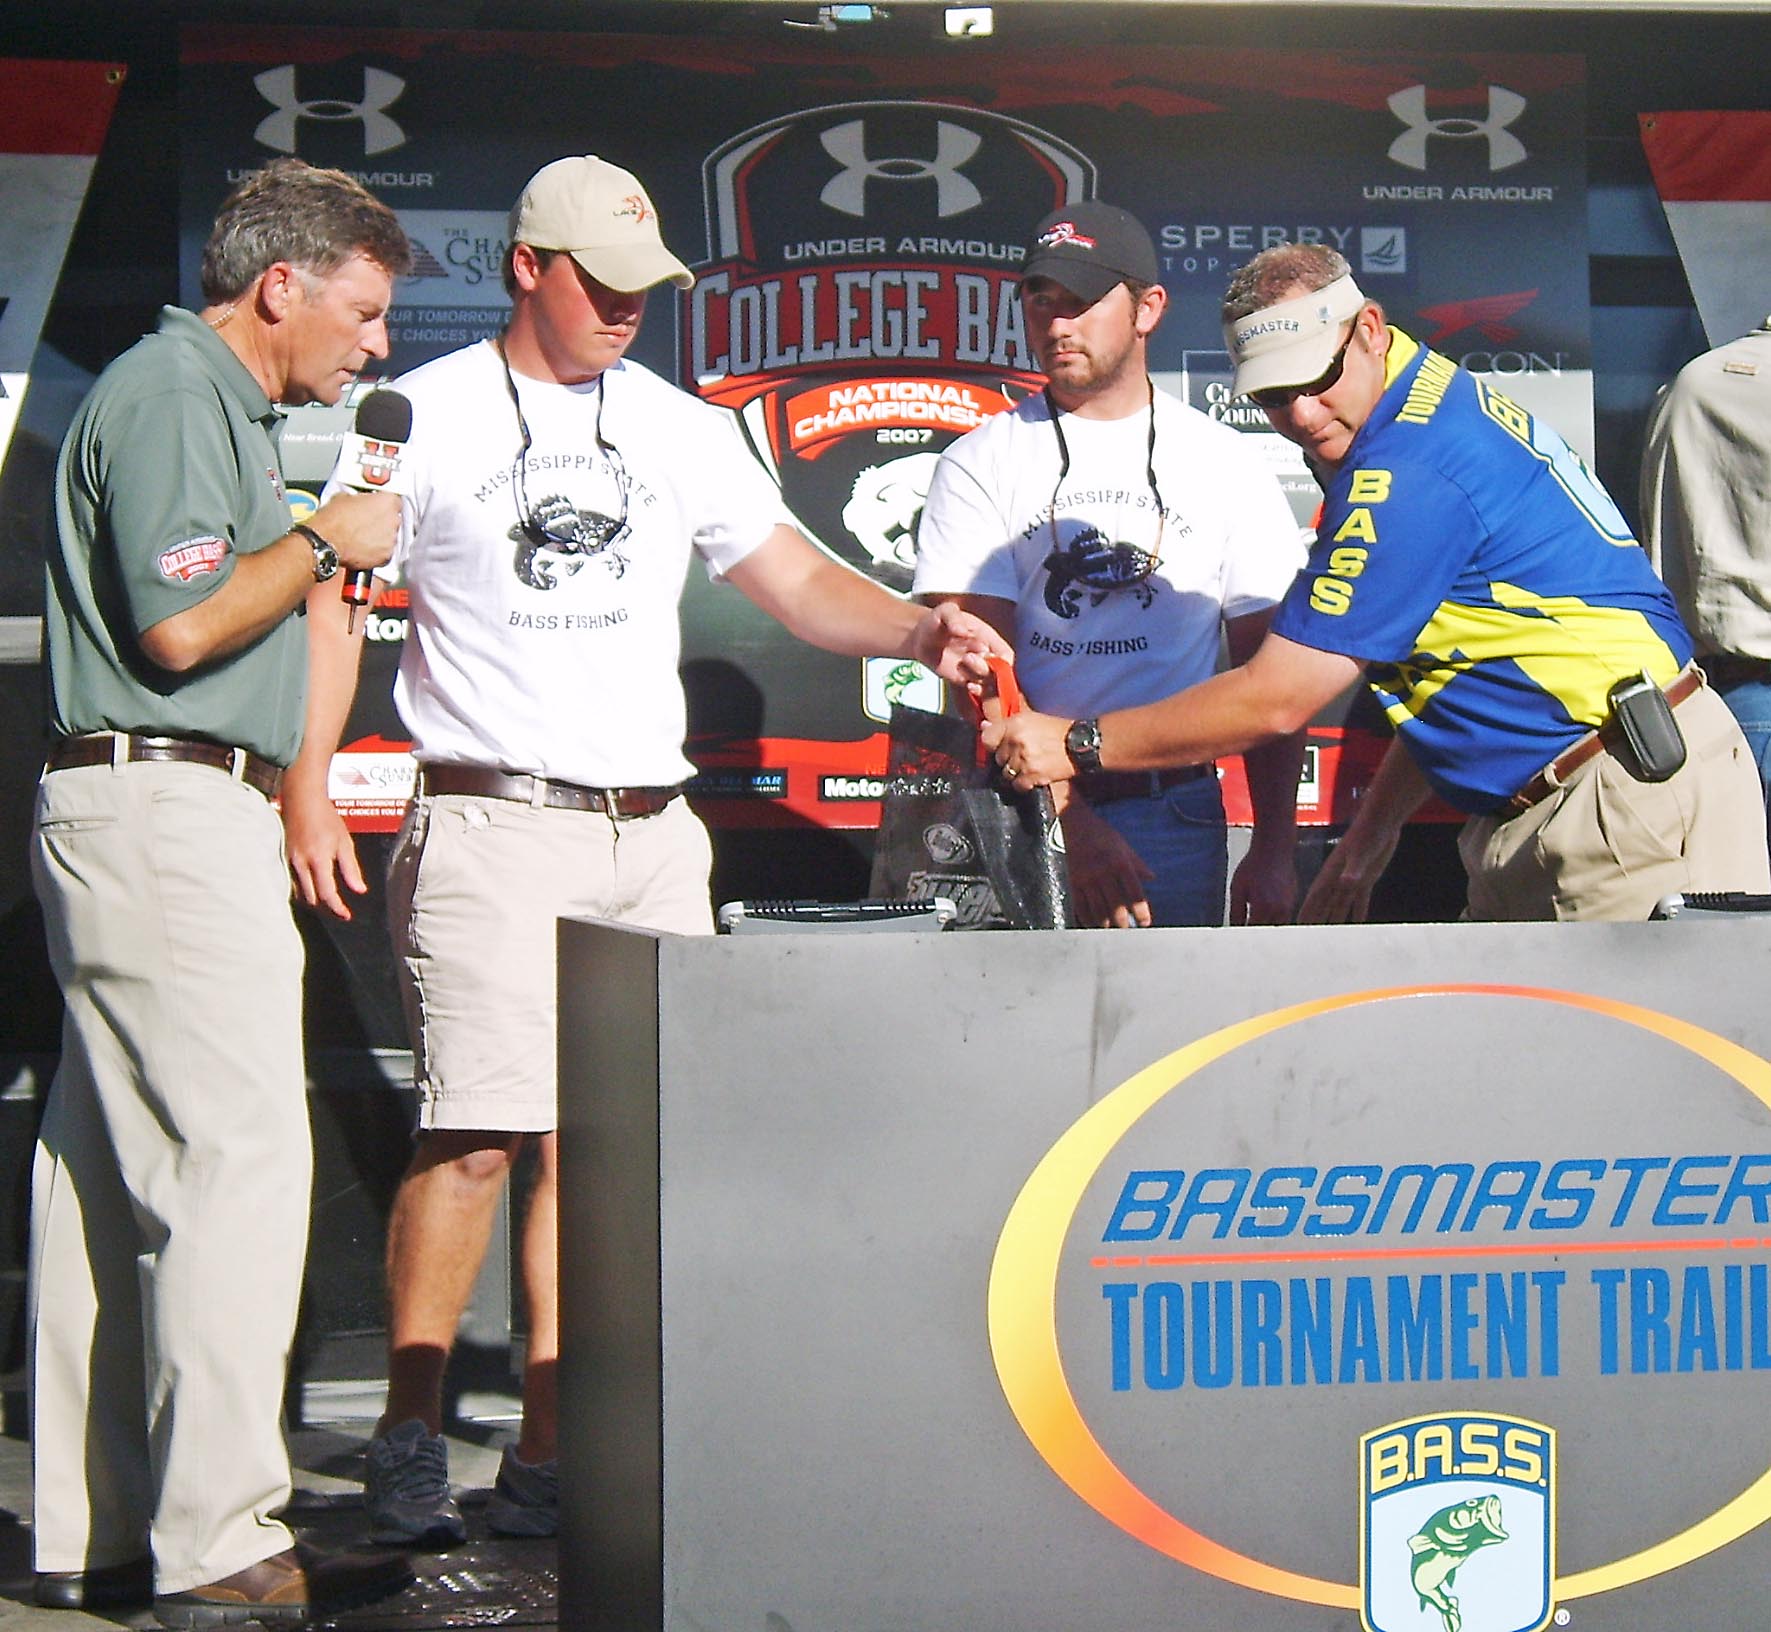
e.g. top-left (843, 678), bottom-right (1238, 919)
top-left (336, 388), bottom-right (414, 630)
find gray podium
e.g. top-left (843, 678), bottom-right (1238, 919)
top-left (558, 917), bottom-right (1771, 1632)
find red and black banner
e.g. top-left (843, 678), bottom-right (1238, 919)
top-left (0, 58), bottom-right (126, 479)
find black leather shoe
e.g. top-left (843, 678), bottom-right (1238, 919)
top-left (34, 1555), bottom-right (155, 1610)
top-left (153, 1542), bottom-right (412, 1627)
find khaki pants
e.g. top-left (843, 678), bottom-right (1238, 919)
top-left (29, 761), bottom-right (308, 1592)
top-left (1460, 685), bottom-right (1771, 921)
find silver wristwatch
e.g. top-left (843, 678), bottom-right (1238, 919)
top-left (292, 522), bottom-right (339, 583)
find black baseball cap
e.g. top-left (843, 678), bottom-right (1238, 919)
top-left (1020, 201), bottom-right (1160, 305)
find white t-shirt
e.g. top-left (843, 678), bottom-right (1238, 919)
top-left (346, 341), bottom-right (788, 786)
top-left (912, 386), bottom-right (1305, 717)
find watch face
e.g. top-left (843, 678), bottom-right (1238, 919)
top-left (1066, 718), bottom-right (1103, 770)
top-left (294, 522), bottom-right (339, 581)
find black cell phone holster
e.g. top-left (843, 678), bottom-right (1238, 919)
top-left (1607, 671), bottom-right (1687, 783)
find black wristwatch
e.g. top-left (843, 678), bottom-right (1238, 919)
top-left (1065, 716), bottom-right (1104, 775)
top-left (292, 521), bottom-right (339, 583)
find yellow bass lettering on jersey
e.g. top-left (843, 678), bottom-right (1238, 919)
top-left (1311, 469), bottom-right (1392, 615)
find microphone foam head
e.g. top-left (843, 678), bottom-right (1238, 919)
top-left (353, 388), bottom-right (413, 443)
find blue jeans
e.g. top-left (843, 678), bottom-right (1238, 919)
top-left (1092, 773), bottom-right (1228, 927)
top-left (1716, 676), bottom-right (1771, 847)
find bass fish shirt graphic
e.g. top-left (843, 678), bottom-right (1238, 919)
top-left (1361, 1413), bottom-right (1555, 1632)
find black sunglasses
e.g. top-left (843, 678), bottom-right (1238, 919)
top-left (1248, 323), bottom-right (1357, 411)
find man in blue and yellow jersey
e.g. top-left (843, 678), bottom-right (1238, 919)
top-left (978, 243), bottom-right (1770, 921)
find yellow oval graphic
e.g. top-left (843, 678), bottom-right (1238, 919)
top-left (986, 983), bottom-right (1771, 1606)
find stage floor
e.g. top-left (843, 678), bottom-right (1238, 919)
top-left (0, 1409), bottom-right (558, 1630)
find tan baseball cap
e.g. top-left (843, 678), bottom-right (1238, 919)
top-left (508, 155), bottom-right (693, 293)
top-left (1225, 273), bottom-right (1367, 398)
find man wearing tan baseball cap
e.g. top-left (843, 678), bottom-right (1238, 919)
top-left (280, 155), bottom-right (1010, 1548)
top-left (984, 240), bottom-right (1768, 926)
top-left (506, 154), bottom-right (693, 294)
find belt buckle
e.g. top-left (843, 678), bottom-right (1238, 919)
top-left (607, 787), bottom-right (666, 820)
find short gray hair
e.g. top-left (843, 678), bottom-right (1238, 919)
top-left (1222, 243), bottom-right (1352, 324)
top-left (200, 158), bottom-right (412, 304)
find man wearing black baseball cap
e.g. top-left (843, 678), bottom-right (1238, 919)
top-left (1019, 200), bottom-right (1159, 304)
top-left (915, 200), bottom-right (1306, 929)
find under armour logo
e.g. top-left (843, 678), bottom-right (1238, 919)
top-left (253, 65), bottom-right (408, 157)
top-left (818, 119), bottom-right (983, 218)
top-left (1387, 84), bottom-right (1527, 172)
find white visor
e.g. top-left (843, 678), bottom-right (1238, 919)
top-left (1225, 274), bottom-right (1367, 397)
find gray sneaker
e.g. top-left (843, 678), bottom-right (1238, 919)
top-left (363, 1419), bottom-right (467, 1548)
top-left (485, 1445), bottom-right (559, 1538)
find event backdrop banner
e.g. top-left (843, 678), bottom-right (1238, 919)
top-left (0, 59), bottom-right (126, 481)
top-left (180, 30), bottom-right (1590, 833)
top-left (1639, 110), bottom-right (1771, 351)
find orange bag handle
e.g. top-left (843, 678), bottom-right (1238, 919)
top-left (983, 654), bottom-right (1023, 717)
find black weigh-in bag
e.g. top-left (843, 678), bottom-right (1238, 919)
top-left (869, 701), bottom-right (1074, 930)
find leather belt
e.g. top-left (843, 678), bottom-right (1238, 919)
top-left (46, 732), bottom-right (283, 799)
top-left (1076, 764), bottom-right (1214, 803)
top-left (419, 763), bottom-right (680, 819)
top-left (1506, 665), bottom-right (1702, 816)
top-left (1699, 652), bottom-right (1771, 691)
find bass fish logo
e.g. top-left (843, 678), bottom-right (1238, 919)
top-left (1042, 526), bottom-right (1161, 619)
top-left (1410, 1496), bottom-right (1508, 1631)
top-left (1361, 1413), bottom-right (1554, 1632)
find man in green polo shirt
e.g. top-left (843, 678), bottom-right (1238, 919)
top-left (31, 159), bottom-right (414, 1625)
